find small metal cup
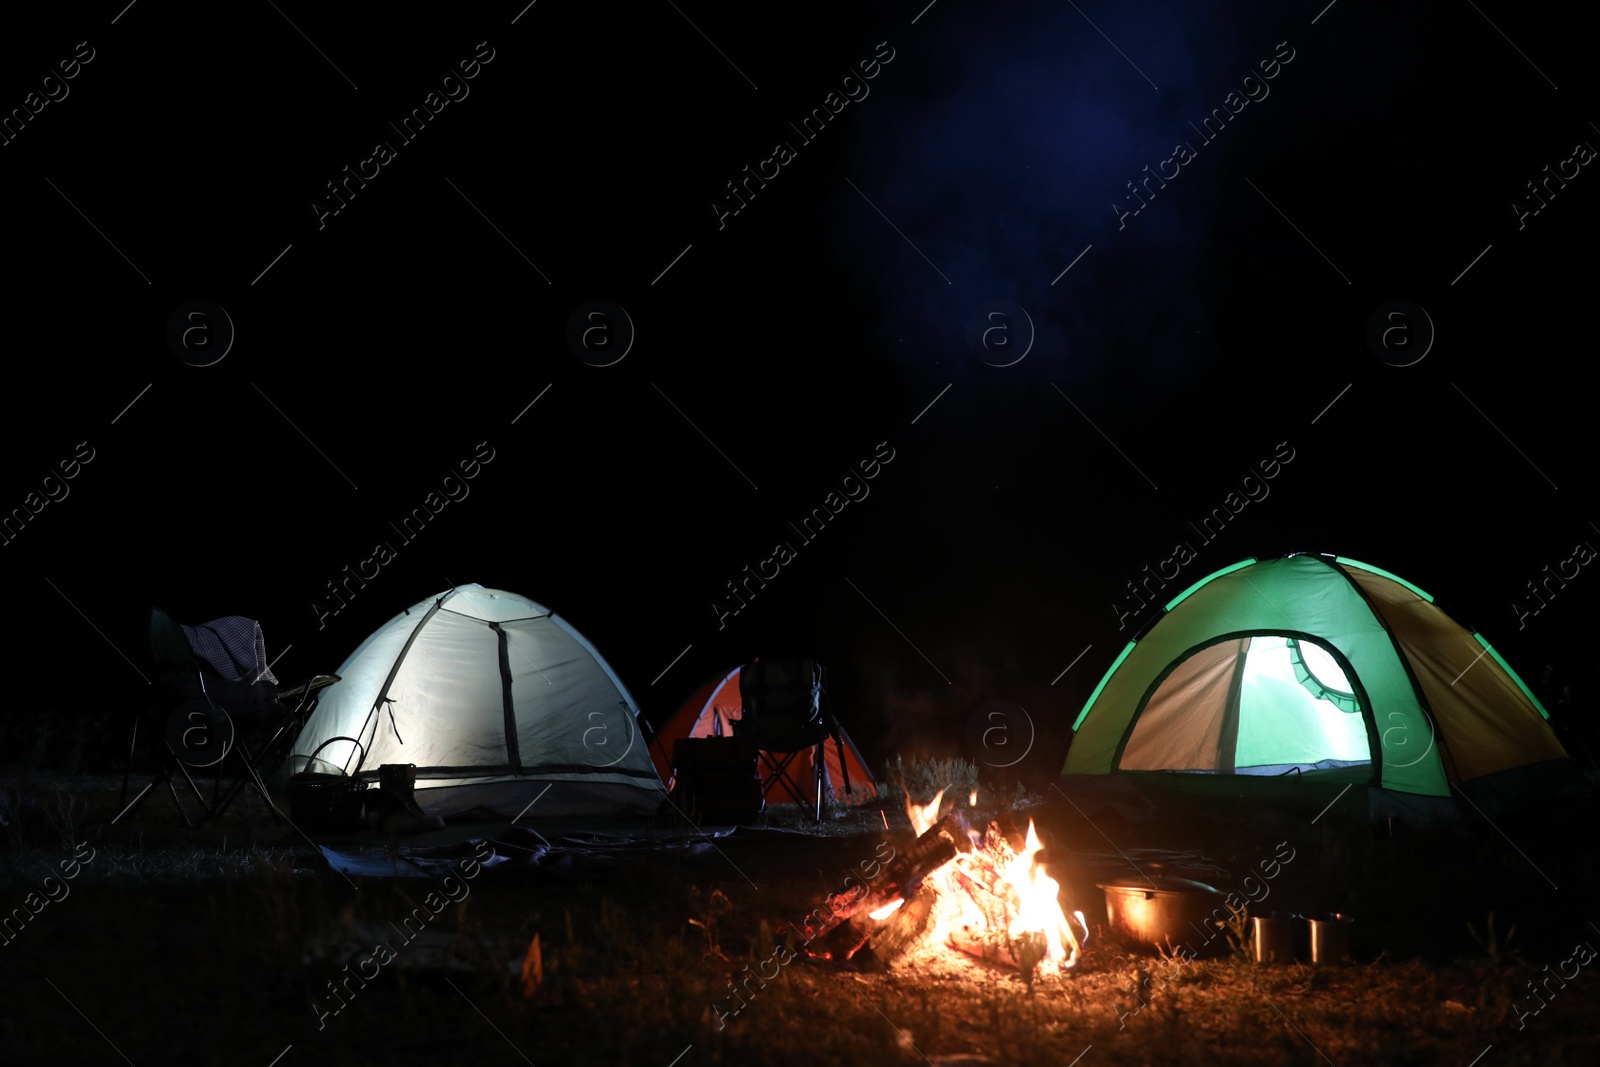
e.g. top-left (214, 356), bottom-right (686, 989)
top-left (1251, 912), bottom-right (1296, 964)
top-left (1306, 912), bottom-right (1355, 963)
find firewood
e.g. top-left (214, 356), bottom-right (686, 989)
top-left (880, 814), bottom-right (961, 896)
top-left (780, 810), bottom-right (1074, 974)
top-left (789, 819), bottom-right (960, 949)
top-left (862, 883), bottom-right (937, 962)
top-left (802, 913), bottom-right (874, 962)
top-left (948, 926), bottom-right (1047, 973)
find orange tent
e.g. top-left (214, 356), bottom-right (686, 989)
top-left (651, 666), bottom-right (879, 806)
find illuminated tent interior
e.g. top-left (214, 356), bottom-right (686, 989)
top-left (1061, 554), bottom-right (1577, 822)
top-left (278, 585), bottom-right (667, 820)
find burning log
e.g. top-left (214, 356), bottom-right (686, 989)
top-left (878, 810), bottom-right (964, 898)
top-left (860, 884), bottom-right (936, 961)
top-left (791, 811), bottom-right (962, 962)
top-left (903, 827), bottom-right (1042, 970)
top-left (949, 926), bottom-right (1048, 972)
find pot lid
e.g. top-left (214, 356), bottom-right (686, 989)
top-left (1096, 876), bottom-right (1221, 895)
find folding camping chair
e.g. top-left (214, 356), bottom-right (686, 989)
top-left (733, 660), bottom-right (852, 823)
top-left (114, 608), bottom-right (337, 826)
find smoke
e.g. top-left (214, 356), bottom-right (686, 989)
top-left (826, 0), bottom-right (1292, 389)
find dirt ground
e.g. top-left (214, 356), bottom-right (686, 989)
top-left (2, 774), bottom-right (1597, 1066)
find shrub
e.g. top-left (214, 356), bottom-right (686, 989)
top-left (879, 754), bottom-right (979, 807)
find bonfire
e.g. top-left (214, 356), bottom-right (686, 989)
top-left (793, 788), bottom-right (1087, 977)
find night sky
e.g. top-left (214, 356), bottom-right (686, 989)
top-left (3, 0), bottom-right (1593, 782)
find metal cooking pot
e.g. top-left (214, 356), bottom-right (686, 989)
top-left (1098, 877), bottom-right (1232, 955)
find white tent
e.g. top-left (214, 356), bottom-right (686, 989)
top-left (281, 584), bottom-right (665, 819)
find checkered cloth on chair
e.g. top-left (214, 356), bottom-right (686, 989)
top-left (180, 616), bottom-right (278, 685)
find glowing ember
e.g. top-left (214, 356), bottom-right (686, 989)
top-left (969, 789), bottom-right (978, 807)
top-left (889, 789), bottom-right (1086, 973)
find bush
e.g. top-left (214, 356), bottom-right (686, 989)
top-left (879, 754), bottom-right (979, 807)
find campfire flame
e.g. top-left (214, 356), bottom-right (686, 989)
top-left (869, 899), bottom-right (905, 921)
top-left (899, 789), bottom-right (1085, 973)
top-left (908, 789), bottom-right (945, 836)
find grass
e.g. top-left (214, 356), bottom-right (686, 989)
top-left (1, 772), bottom-right (1597, 1066)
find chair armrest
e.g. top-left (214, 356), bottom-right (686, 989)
top-left (277, 674), bottom-right (341, 702)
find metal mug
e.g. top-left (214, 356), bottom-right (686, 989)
top-left (1306, 912), bottom-right (1355, 963)
top-left (1251, 911), bottom-right (1296, 963)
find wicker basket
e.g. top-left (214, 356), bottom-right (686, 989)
top-left (286, 736), bottom-right (368, 833)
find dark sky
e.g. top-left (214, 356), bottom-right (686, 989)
top-left (2, 0), bottom-right (1592, 780)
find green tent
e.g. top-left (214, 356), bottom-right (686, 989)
top-left (1062, 554), bottom-right (1576, 822)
